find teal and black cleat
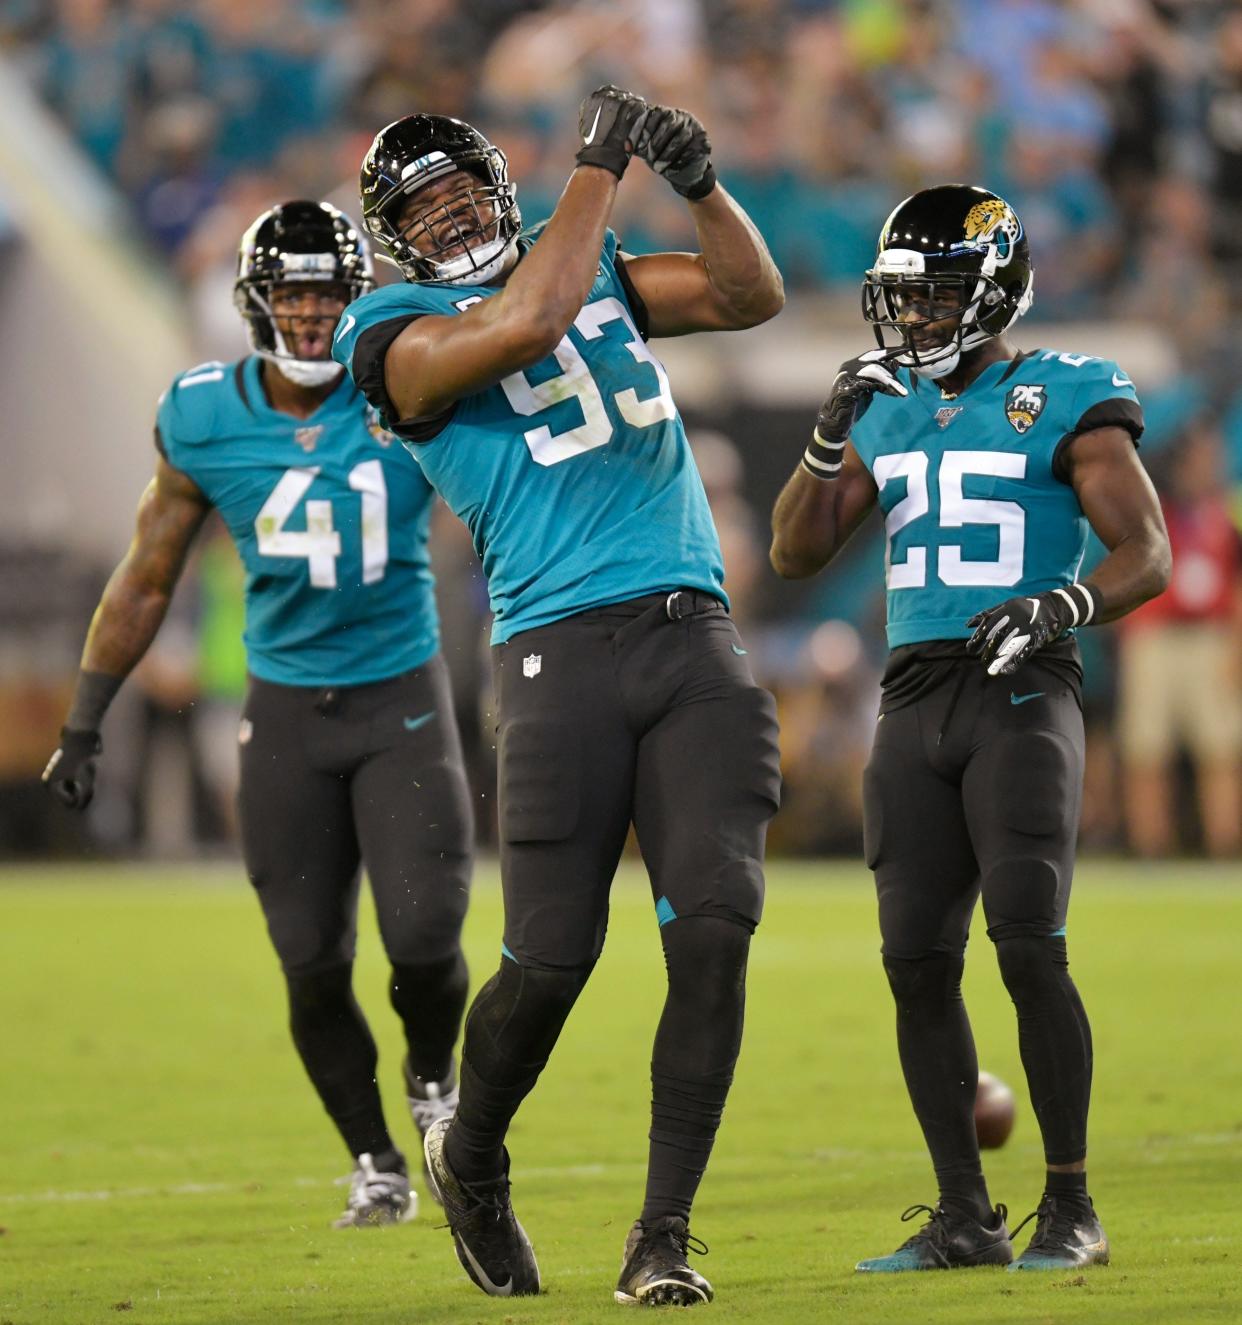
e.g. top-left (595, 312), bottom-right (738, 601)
top-left (855, 1202), bottom-right (1013, 1272)
top-left (614, 1216), bottom-right (714, 1307)
top-left (423, 1117), bottom-right (540, 1297)
top-left (1009, 1196), bottom-right (1109, 1271)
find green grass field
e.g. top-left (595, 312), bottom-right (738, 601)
top-left (2, 860), bottom-right (1240, 1325)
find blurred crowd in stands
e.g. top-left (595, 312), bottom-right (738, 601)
top-left (3, 0), bottom-right (1242, 858)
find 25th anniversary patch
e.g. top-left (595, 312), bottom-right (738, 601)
top-left (1005, 384), bottom-right (1046, 434)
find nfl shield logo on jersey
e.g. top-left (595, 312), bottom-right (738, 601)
top-left (294, 425), bottom-right (323, 452)
top-left (1005, 385), bottom-right (1046, 435)
top-left (523, 654), bottom-right (542, 678)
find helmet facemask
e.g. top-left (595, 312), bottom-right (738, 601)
top-left (234, 202), bottom-right (375, 388)
top-left (238, 274), bottom-right (357, 387)
top-left (364, 149), bottom-right (521, 285)
top-left (862, 261), bottom-right (1020, 381)
top-left (862, 190), bottom-right (1034, 381)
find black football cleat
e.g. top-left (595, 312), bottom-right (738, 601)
top-left (423, 1117), bottom-right (540, 1297)
top-left (1009, 1195), bottom-right (1109, 1271)
top-left (855, 1202), bottom-right (1013, 1272)
top-left (614, 1216), bottom-right (713, 1307)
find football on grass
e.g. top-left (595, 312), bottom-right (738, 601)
top-left (975, 1071), bottom-right (1016, 1149)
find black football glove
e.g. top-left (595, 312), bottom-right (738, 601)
top-left (575, 84), bottom-right (649, 179)
top-left (802, 350), bottom-right (908, 479)
top-left (965, 584), bottom-right (1102, 676)
top-left (42, 727), bottom-right (102, 810)
top-left (635, 105), bottom-right (716, 200)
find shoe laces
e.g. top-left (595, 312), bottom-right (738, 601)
top-left (896, 1201), bottom-right (1005, 1251)
top-left (896, 1203), bottom-right (952, 1251)
top-left (342, 1153), bottom-right (407, 1210)
top-left (1010, 1194), bottom-right (1086, 1248)
top-left (644, 1218), bottom-right (709, 1259)
top-left (409, 1078), bottom-right (459, 1133)
top-left (452, 1169), bottom-right (514, 1222)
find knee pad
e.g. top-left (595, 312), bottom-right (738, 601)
top-left (285, 960), bottom-right (354, 1016)
top-left (465, 957), bottom-right (594, 1068)
top-left (994, 933), bottom-right (1070, 1005)
top-left (389, 952), bottom-right (469, 1016)
top-left (661, 915), bottom-right (751, 1007)
top-left (882, 950), bottom-right (966, 1015)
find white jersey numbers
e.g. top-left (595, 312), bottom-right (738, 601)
top-left (255, 462), bottom-right (389, 588)
top-left (499, 296), bottom-right (675, 467)
top-left (875, 449), bottom-right (1028, 591)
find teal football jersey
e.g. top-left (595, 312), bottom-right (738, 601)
top-left (848, 350), bottom-right (1143, 648)
top-left (332, 225), bottom-right (726, 644)
top-left (157, 356), bottom-right (439, 686)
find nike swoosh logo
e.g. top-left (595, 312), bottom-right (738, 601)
top-left (403, 713), bottom-right (433, 732)
top-left (583, 105), bottom-right (603, 145)
top-left (1010, 691), bottom-right (1045, 706)
top-left (731, 644), bottom-right (748, 656)
top-left (1111, 371), bottom-right (1133, 388)
top-left (333, 313), bottom-right (356, 344)
top-left (458, 1238), bottom-right (514, 1297)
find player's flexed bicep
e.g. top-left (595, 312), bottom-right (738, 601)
top-left (621, 104), bottom-right (784, 335)
top-left (373, 88), bottom-right (650, 422)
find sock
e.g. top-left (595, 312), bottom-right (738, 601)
top-left (390, 951), bottom-right (470, 1084)
top-left (994, 934), bottom-right (1093, 1167)
top-left (641, 917), bottom-right (750, 1225)
top-left (366, 1145), bottom-right (407, 1175)
top-left (882, 951), bottom-right (994, 1224)
top-left (1045, 1168), bottom-right (1091, 1213)
top-left (286, 962), bottom-right (394, 1159)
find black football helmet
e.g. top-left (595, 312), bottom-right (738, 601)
top-left (862, 184), bottom-right (1034, 380)
top-left (359, 114), bottom-right (521, 285)
top-left (234, 200), bottom-right (374, 384)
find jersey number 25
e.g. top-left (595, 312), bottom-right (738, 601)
top-left (875, 449), bottom-right (1027, 589)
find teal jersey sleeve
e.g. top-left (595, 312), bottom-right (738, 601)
top-left (155, 360), bottom-right (232, 485)
top-left (848, 348), bottom-right (1145, 648)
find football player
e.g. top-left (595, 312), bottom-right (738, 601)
top-left (43, 201), bottom-right (475, 1229)
top-left (770, 185), bottom-right (1170, 1272)
top-left (332, 89), bottom-right (784, 1304)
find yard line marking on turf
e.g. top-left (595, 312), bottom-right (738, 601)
top-left (13, 1133), bottom-right (1239, 1206)
top-left (2, 1164), bottom-right (621, 1204)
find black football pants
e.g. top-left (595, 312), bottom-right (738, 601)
top-left (447, 592), bottom-right (781, 1219)
top-left (863, 654), bottom-right (1093, 1177)
top-left (237, 655), bottom-right (473, 1157)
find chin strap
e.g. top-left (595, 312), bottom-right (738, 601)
top-left (263, 352), bottom-right (343, 388)
top-left (433, 235), bottom-right (518, 286)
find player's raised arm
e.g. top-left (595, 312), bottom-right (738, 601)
top-left (769, 351), bottom-right (909, 577)
top-left (43, 455), bottom-right (210, 809)
top-left (620, 105), bottom-right (785, 335)
top-left (374, 87), bottom-right (650, 420)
